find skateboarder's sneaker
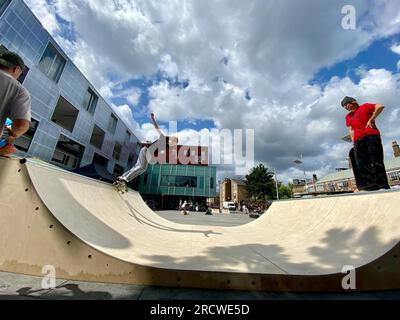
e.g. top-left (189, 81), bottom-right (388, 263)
top-left (118, 181), bottom-right (128, 194)
top-left (113, 179), bottom-right (128, 194)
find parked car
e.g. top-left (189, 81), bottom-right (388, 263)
top-left (223, 201), bottom-right (236, 211)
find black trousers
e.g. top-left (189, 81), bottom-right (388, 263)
top-left (354, 135), bottom-right (390, 190)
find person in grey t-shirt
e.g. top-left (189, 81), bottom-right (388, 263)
top-left (0, 50), bottom-right (31, 156)
top-left (113, 112), bottom-right (178, 193)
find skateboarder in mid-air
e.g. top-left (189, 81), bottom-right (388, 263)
top-left (341, 96), bottom-right (390, 191)
top-left (113, 112), bottom-right (178, 193)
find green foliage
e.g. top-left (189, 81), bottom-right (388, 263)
top-left (244, 164), bottom-right (275, 200)
top-left (278, 183), bottom-right (293, 199)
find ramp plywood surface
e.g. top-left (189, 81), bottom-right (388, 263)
top-left (1, 157), bottom-right (400, 291)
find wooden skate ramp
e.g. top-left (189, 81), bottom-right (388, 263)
top-left (1, 156), bottom-right (400, 292)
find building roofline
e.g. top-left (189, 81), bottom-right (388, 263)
top-left (18, 0), bottom-right (140, 142)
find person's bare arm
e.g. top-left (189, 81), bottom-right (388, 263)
top-left (150, 112), bottom-right (164, 137)
top-left (6, 119), bottom-right (30, 144)
top-left (366, 104), bottom-right (385, 129)
top-left (348, 127), bottom-right (354, 142)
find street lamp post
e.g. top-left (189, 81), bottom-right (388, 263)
top-left (293, 154), bottom-right (308, 193)
top-left (301, 154), bottom-right (308, 193)
top-left (274, 168), bottom-right (279, 200)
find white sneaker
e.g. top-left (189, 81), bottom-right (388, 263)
top-left (113, 179), bottom-right (128, 193)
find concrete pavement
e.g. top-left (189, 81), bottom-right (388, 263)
top-left (2, 271), bottom-right (400, 300)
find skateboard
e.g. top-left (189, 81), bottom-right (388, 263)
top-left (349, 147), bottom-right (362, 190)
top-left (113, 180), bottom-right (128, 194)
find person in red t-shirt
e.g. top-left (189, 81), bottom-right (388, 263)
top-left (341, 96), bottom-right (390, 191)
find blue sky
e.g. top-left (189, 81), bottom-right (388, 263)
top-left (117, 33), bottom-right (400, 135)
top-left (311, 36), bottom-right (400, 86)
top-left (26, 0), bottom-right (400, 182)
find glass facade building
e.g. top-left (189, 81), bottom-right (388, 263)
top-left (0, 0), bottom-right (139, 174)
top-left (1, 0), bottom-right (217, 209)
top-left (139, 163), bottom-right (217, 209)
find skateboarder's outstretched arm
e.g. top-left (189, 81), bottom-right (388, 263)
top-left (150, 112), bottom-right (179, 147)
top-left (150, 112), bottom-right (165, 138)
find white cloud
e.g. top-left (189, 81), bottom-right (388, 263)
top-left (393, 44), bottom-right (400, 70)
top-left (25, 0), bottom-right (59, 34)
top-left (25, 0), bottom-right (400, 183)
top-left (111, 104), bottom-right (140, 133)
top-left (108, 85), bottom-right (143, 107)
top-left (126, 89), bottom-right (142, 106)
top-left (159, 55), bottom-right (179, 78)
top-left (391, 44), bottom-right (400, 55)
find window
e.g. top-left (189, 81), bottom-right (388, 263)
top-left (127, 153), bottom-right (134, 168)
top-left (51, 134), bottom-right (85, 170)
top-left (161, 175), bottom-right (197, 188)
top-left (83, 88), bottom-right (98, 115)
top-left (51, 96), bottom-right (79, 132)
top-left (328, 183), bottom-right (335, 192)
top-left (90, 125), bottom-right (105, 150)
top-left (17, 65), bottom-right (29, 84)
top-left (108, 113), bottom-right (118, 134)
top-left (293, 179), bottom-right (306, 186)
top-left (38, 42), bottom-right (66, 83)
top-left (388, 171), bottom-right (400, 182)
top-left (124, 130), bottom-right (131, 144)
top-left (210, 177), bottom-right (214, 189)
top-left (0, 0), bottom-right (11, 16)
top-left (92, 153), bottom-right (108, 167)
top-left (113, 164), bottom-right (125, 177)
top-left (113, 142), bottom-right (122, 161)
top-left (14, 118), bottom-right (39, 152)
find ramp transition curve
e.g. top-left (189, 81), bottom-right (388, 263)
top-left (1, 157), bottom-right (400, 291)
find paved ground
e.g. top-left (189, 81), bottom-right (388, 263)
top-left (1, 271), bottom-right (400, 300)
top-left (155, 210), bottom-right (255, 226)
top-left (1, 210), bottom-right (400, 300)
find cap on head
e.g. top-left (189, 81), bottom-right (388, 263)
top-left (341, 96), bottom-right (357, 107)
top-left (0, 50), bottom-right (25, 70)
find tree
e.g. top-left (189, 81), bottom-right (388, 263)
top-left (244, 164), bottom-right (275, 200)
top-left (278, 183), bottom-right (293, 199)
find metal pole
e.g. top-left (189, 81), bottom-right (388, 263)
top-left (301, 154), bottom-right (308, 193)
top-left (274, 168), bottom-right (279, 200)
